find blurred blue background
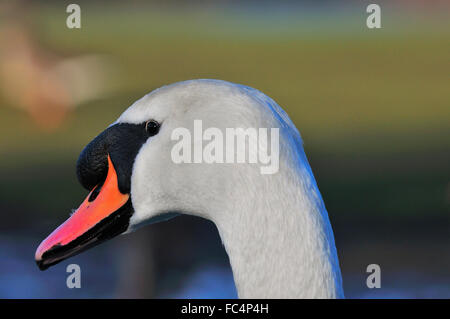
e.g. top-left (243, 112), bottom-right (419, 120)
top-left (0, 0), bottom-right (449, 298)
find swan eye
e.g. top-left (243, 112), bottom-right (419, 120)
top-left (145, 120), bottom-right (160, 136)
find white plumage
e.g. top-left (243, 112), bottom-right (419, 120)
top-left (118, 79), bottom-right (344, 298)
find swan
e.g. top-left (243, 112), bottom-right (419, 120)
top-left (35, 79), bottom-right (344, 298)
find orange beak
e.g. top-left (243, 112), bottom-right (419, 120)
top-left (35, 155), bottom-right (131, 270)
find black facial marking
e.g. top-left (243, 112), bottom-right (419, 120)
top-left (76, 122), bottom-right (155, 194)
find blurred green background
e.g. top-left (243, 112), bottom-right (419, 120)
top-left (0, 1), bottom-right (448, 298)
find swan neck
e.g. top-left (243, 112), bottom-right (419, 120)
top-left (214, 160), bottom-right (344, 298)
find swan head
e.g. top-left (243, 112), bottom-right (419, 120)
top-left (35, 79), bottom-right (291, 270)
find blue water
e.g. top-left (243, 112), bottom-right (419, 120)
top-left (0, 235), bottom-right (448, 298)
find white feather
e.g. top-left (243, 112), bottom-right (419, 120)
top-left (116, 79), bottom-right (344, 298)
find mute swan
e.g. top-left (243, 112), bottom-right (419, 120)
top-left (35, 79), bottom-right (344, 298)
